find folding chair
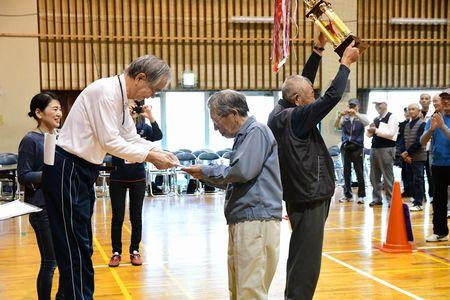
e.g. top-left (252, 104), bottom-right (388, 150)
top-left (328, 146), bottom-right (343, 184)
top-left (95, 154), bottom-right (114, 198)
top-left (0, 153), bottom-right (19, 201)
top-left (197, 152), bottom-right (221, 193)
top-left (176, 152), bottom-right (198, 194)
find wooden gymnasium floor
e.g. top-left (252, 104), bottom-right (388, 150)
top-left (0, 186), bottom-right (449, 299)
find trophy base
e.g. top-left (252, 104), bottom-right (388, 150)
top-left (335, 35), bottom-right (368, 57)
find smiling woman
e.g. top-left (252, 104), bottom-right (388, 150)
top-left (17, 92), bottom-right (64, 299)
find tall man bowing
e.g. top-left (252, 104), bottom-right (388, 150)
top-left (42, 55), bottom-right (179, 299)
top-left (268, 34), bottom-right (360, 300)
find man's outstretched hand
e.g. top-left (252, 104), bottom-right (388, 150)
top-left (181, 165), bottom-right (202, 179)
top-left (146, 149), bottom-right (180, 170)
top-left (341, 41), bottom-right (360, 68)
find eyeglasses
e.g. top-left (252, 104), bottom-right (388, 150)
top-left (211, 114), bottom-right (227, 125)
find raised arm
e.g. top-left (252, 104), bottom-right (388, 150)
top-left (291, 42), bottom-right (360, 139)
top-left (301, 32), bottom-right (327, 84)
top-left (293, 64), bottom-right (351, 139)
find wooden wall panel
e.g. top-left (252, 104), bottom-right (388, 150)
top-left (37, 0), bottom-right (319, 91)
top-left (357, 0), bottom-right (449, 89)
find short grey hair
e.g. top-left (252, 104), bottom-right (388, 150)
top-left (282, 75), bottom-right (312, 102)
top-left (125, 55), bottom-right (172, 87)
top-left (208, 89), bottom-right (249, 117)
top-left (420, 93), bottom-right (431, 99)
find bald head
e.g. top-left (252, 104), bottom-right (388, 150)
top-left (419, 93), bottom-right (431, 110)
top-left (408, 103), bottom-right (421, 119)
top-left (282, 75), bottom-right (315, 106)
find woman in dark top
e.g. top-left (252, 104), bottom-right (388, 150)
top-left (17, 92), bottom-right (64, 299)
top-left (108, 103), bottom-right (162, 267)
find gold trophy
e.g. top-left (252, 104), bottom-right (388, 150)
top-left (304, 0), bottom-right (367, 57)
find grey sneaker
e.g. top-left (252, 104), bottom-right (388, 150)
top-left (357, 197), bottom-right (364, 204)
top-left (409, 205), bottom-right (423, 212)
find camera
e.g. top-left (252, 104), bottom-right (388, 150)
top-left (133, 100), bottom-right (144, 114)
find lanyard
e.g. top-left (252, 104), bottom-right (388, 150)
top-left (117, 75), bottom-right (125, 125)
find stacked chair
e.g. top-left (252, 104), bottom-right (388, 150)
top-left (0, 153), bottom-right (19, 201)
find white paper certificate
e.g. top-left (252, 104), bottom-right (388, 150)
top-left (0, 200), bottom-right (42, 221)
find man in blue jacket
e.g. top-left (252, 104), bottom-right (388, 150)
top-left (334, 98), bottom-right (369, 204)
top-left (183, 90), bottom-right (282, 299)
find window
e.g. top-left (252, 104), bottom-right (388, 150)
top-left (246, 94), bottom-right (276, 124)
top-left (165, 92), bottom-right (205, 151)
top-left (207, 93), bottom-right (275, 151)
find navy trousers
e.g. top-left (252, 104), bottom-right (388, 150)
top-left (406, 161), bottom-right (425, 206)
top-left (42, 146), bottom-right (99, 300)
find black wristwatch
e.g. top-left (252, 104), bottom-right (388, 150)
top-left (313, 45), bottom-right (325, 51)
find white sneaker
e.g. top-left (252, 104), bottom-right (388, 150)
top-left (409, 205), bottom-right (423, 212)
top-left (426, 234), bottom-right (449, 242)
top-left (357, 197), bottom-right (364, 204)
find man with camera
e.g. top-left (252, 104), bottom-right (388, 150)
top-left (334, 98), bottom-right (369, 204)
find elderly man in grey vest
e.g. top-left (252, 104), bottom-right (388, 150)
top-left (399, 103), bottom-right (427, 211)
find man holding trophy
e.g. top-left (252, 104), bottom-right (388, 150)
top-left (268, 1), bottom-right (363, 299)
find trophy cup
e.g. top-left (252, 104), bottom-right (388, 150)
top-left (304, 0), bottom-right (367, 57)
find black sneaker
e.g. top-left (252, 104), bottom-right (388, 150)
top-left (369, 201), bottom-right (382, 207)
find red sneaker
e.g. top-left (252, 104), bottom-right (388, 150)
top-left (130, 251), bottom-right (143, 266)
top-left (108, 253), bottom-right (121, 267)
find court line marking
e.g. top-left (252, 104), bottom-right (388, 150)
top-left (324, 249), bottom-right (376, 254)
top-left (372, 266), bottom-right (450, 273)
top-left (325, 224), bottom-right (431, 231)
top-left (323, 253), bottom-right (424, 300)
top-left (94, 262), bottom-right (149, 269)
top-left (415, 251), bottom-right (450, 266)
top-left (417, 245), bottom-right (450, 250)
top-left (123, 224), bottom-right (194, 300)
top-left (327, 221), bottom-right (383, 242)
top-left (93, 237), bottom-right (132, 300)
top-left (324, 245), bottom-right (450, 254)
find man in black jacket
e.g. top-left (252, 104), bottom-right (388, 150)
top-left (267, 34), bottom-right (360, 300)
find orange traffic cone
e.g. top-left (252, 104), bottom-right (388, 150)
top-left (377, 181), bottom-right (414, 253)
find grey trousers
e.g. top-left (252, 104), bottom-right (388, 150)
top-left (370, 147), bottom-right (395, 203)
top-left (285, 199), bottom-right (331, 300)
